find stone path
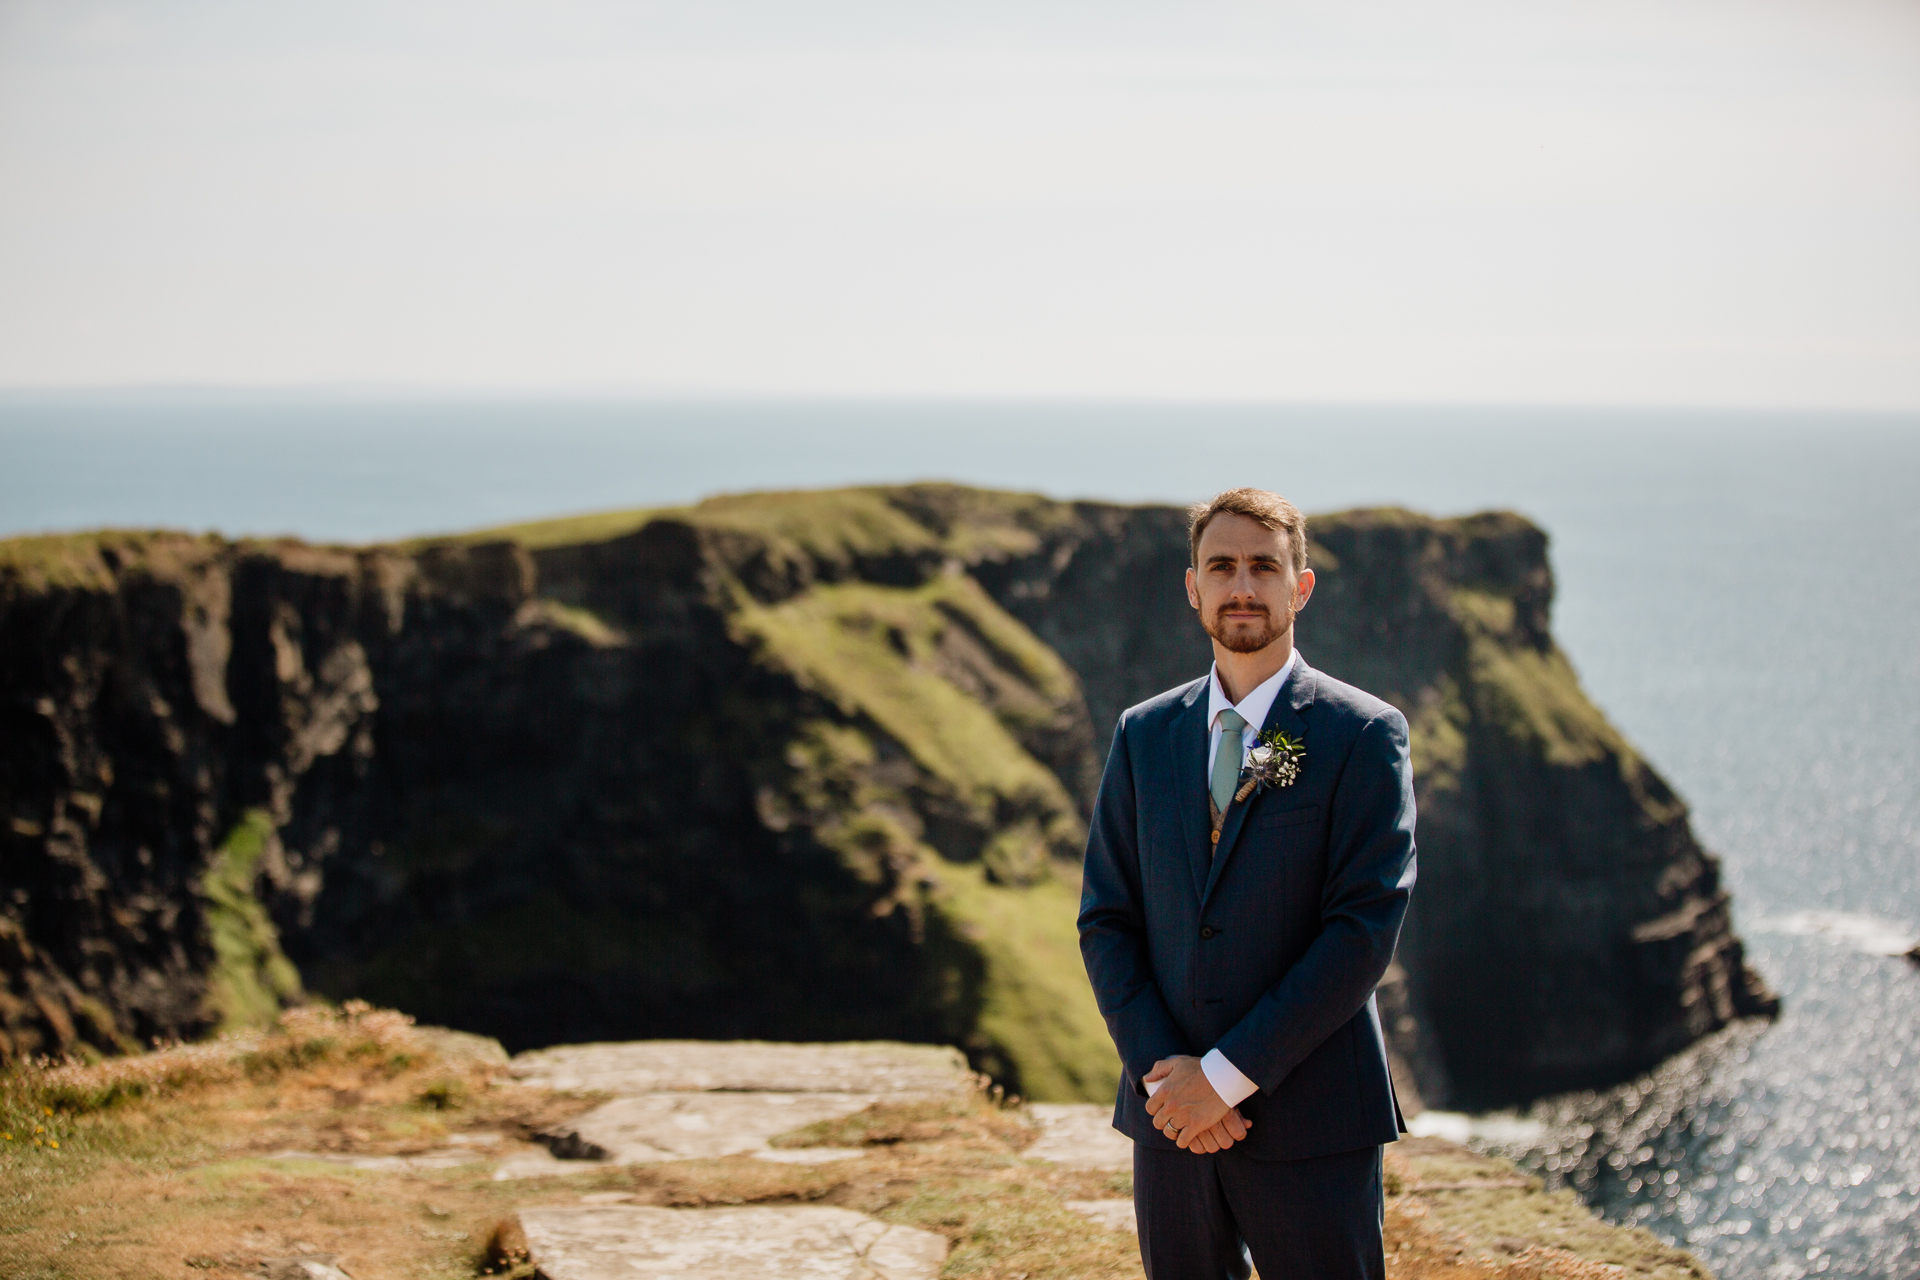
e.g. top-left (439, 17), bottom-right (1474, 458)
top-left (258, 1128), bottom-right (511, 1175)
top-left (1024, 1103), bottom-right (1133, 1171)
top-left (259, 1257), bottom-right (353, 1280)
top-left (537, 1091), bottom-right (882, 1165)
top-left (1026, 1103), bottom-right (1137, 1234)
top-left (518, 1203), bottom-right (949, 1280)
top-left (498, 1041), bottom-right (973, 1272)
top-left (260, 1147), bottom-right (487, 1173)
top-left (505, 1040), bottom-right (972, 1175)
top-left (509, 1039), bottom-right (971, 1095)
top-left (495, 1040), bottom-right (1139, 1269)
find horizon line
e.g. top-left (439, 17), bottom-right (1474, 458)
top-left (3, 384), bottom-right (1919, 420)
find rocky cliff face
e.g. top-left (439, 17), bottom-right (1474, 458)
top-left (947, 495), bottom-right (1778, 1101)
top-left (0, 487), bottom-right (1773, 1102)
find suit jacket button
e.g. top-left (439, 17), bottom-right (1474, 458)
top-left (1210, 830), bottom-right (1220, 844)
top-left (1199, 926), bottom-right (1216, 940)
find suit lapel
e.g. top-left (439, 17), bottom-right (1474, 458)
top-left (1202, 657), bottom-right (1317, 907)
top-left (1167, 680), bottom-right (1213, 904)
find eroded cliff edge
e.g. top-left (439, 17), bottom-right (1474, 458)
top-left (0, 486), bottom-right (1775, 1102)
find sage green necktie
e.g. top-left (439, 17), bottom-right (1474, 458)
top-left (1211, 709), bottom-right (1248, 812)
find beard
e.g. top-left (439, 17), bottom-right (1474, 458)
top-left (1203, 599), bottom-right (1292, 654)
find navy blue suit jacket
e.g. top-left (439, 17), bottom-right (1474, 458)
top-left (1077, 656), bottom-right (1417, 1161)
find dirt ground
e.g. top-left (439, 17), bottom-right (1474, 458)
top-left (0, 1009), bottom-right (1708, 1280)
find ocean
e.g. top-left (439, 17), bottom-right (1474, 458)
top-left (3, 393), bottom-right (1917, 1278)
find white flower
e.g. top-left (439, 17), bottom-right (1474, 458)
top-left (1237, 729), bottom-right (1306, 799)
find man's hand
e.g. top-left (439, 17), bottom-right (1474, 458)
top-left (1177, 1107), bottom-right (1251, 1153)
top-left (1142, 1055), bottom-right (1252, 1152)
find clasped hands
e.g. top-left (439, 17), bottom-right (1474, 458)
top-left (1142, 1055), bottom-right (1252, 1153)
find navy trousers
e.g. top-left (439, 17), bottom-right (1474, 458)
top-left (1133, 1142), bottom-right (1386, 1280)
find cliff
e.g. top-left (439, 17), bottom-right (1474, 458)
top-left (0, 486), bottom-right (1774, 1102)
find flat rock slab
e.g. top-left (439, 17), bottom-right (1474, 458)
top-left (509, 1040), bottom-right (971, 1096)
top-left (493, 1146), bottom-right (586, 1180)
top-left (259, 1147), bottom-right (485, 1172)
top-left (517, 1204), bottom-right (948, 1280)
top-left (410, 1025), bottom-right (510, 1066)
top-left (260, 1257), bottom-right (353, 1280)
top-left (494, 1142), bottom-right (864, 1181)
top-left (1067, 1200), bottom-right (1138, 1234)
top-left (542, 1091), bottom-right (884, 1163)
top-left (1025, 1103), bottom-right (1134, 1171)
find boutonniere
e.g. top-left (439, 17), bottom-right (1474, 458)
top-left (1234, 729), bottom-right (1305, 803)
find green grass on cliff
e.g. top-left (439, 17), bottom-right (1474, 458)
top-left (433, 483), bottom-right (1064, 563)
top-left (1452, 586), bottom-right (1687, 824)
top-left (936, 862), bottom-right (1118, 1103)
top-left (1402, 674), bottom-right (1471, 801)
top-left (735, 573), bottom-right (1082, 842)
top-left (694, 488), bottom-right (944, 562)
top-left (430, 506), bottom-right (669, 550)
top-left (433, 487), bottom-right (945, 567)
top-left (200, 809), bottom-right (304, 1033)
top-left (0, 529), bottom-right (225, 592)
top-left (1451, 589), bottom-right (1623, 770)
top-left (730, 568), bottom-right (1113, 1098)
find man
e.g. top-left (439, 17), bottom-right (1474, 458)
top-left (1078, 487), bottom-right (1417, 1280)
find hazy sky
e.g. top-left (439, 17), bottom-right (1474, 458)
top-left (2, 0), bottom-right (1916, 407)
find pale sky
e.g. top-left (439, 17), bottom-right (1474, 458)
top-left (1, 0), bottom-right (1916, 408)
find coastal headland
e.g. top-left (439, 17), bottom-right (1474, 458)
top-left (0, 484), bottom-right (1776, 1107)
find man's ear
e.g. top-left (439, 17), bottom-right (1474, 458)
top-left (1184, 566), bottom-right (1199, 609)
top-left (1293, 568), bottom-right (1316, 611)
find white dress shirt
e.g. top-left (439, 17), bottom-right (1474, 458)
top-left (1146, 649), bottom-right (1300, 1111)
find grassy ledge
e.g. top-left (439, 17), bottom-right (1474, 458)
top-left (0, 1014), bottom-right (1710, 1280)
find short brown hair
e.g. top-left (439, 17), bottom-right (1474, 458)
top-left (1188, 488), bottom-right (1308, 573)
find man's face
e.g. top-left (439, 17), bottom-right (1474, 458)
top-left (1184, 513), bottom-right (1314, 655)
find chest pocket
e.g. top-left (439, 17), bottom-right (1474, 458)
top-left (1251, 803), bottom-right (1318, 832)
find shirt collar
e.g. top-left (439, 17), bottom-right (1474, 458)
top-left (1207, 649), bottom-right (1299, 736)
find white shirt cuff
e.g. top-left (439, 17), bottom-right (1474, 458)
top-left (1200, 1048), bottom-right (1259, 1107)
top-left (1140, 1051), bottom-right (1258, 1106)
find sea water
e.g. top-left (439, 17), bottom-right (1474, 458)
top-left (3, 394), bottom-right (1916, 1277)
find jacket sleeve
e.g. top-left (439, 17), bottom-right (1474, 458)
top-left (1211, 707), bottom-right (1417, 1092)
top-left (1078, 716), bottom-right (1193, 1093)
